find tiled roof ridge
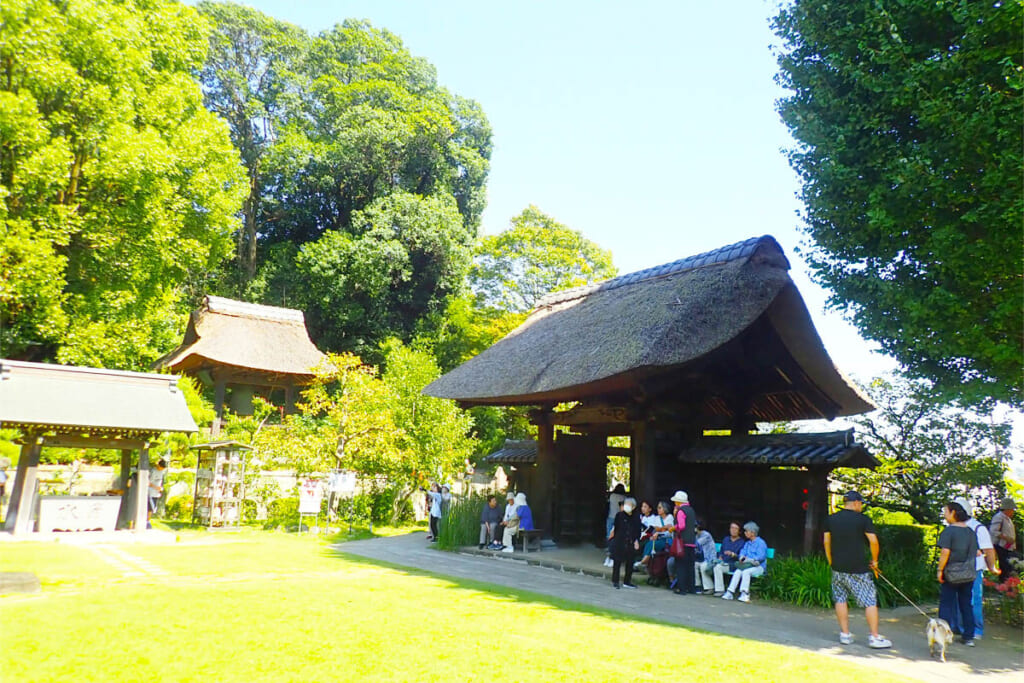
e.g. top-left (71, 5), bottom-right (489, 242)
top-left (536, 235), bottom-right (784, 309)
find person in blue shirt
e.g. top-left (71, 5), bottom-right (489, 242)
top-left (721, 521), bottom-right (768, 603)
top-left (501, 492), bottom-right (534, 552)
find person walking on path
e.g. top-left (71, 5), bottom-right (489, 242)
top-left (949, 496), bottom-right (998, 640)
top-left (609, 496), bottom-right (642, 589)
top-left (823, 491), bottom-right (892, 649)
top-left (989, 498), bottom-right (1017, 577)
top-left (426, 483), bottom-right (442, 542)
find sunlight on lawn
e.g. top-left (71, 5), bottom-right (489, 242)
top-left (0, 532), bottom-right (913, 682)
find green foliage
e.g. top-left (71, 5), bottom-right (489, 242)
top-left (164, 494), bottom-right (194, 522)
top-left (0, 0), bottom-right (247, 368)
top-left (471, 205), bottom-right (618, 313)
top-left (864, 506), bottom-right (916, 526)
top-left (436, 491), bottom-right (489, 549)
top-left (832, 375), bottom-right (1013, 523)
top-left (295, 192), bottom-right (473, 361)
top-left (197, 6), bottom-right (492, 357)
top-left (760, 551), bottom-right (938, 609)
top-left (263, 496), bottom-right (299, 529)
top-left (773, 0), bottom-right (1023, 405)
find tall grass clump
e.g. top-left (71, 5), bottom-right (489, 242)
top-left (437, 492), bottom-right (490, 550)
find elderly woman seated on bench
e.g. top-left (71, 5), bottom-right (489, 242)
top-left (501, 492), bottom-right (534, 553)
top-left (719, 521), bottom-right (768, 603)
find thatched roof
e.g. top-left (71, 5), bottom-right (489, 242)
top-left (156, 296), bottom-right (327, 381)
top-left (0, 360), bottom-right (197, 436)
top-left (424, 236), bottom-right (873, 422)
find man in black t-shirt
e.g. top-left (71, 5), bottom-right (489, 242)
top-left (823, 491), bottom-right (892, 649)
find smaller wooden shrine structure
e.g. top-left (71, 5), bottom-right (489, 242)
top-left (0, 360), bottom-right (197, 534)
top-left (156, 296), bottom-right (328, 434)
top-left (191, 441), bottom-right (250, 529)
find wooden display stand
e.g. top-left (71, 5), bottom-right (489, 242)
top-left (191, 441), bottom-right (250, 529)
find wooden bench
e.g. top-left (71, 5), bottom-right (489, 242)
top-left (519, 528), bottom-right (543, 553)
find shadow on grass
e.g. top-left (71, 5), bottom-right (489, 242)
top-left (322, 538), bottom-right (1024, 679)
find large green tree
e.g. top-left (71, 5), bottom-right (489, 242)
top-left (195, 0), bottom-right (307, 285)
top-left (832, 375), bottom-right (1013, 524)
top-left (196, 6), bottom-right (492, 348)
top-left (773, 0), bottom-right (1023, 406)
top-left (470, 205), bottom-right (618, 313)
top-left (0, 0), bottom-right (246, 368)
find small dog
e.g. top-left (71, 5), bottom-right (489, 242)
top-left (926, 617), bottom-right (954, 662)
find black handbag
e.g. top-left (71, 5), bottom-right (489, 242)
top-left (943, 558), bottom-right (977, 584)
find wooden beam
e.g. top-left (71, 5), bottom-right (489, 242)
top-left (39, 434), bottom-right (148, 450)
top-left (631, 419), bottom-right (657, 502)
top-left (4, 438), bottom-right (42, 535)
top-left (549, 405), bottom-right (630, 426)
top-left (120, 449), bottom-right (132, 491)
top-left (212, 379), bottom-right (226, 437)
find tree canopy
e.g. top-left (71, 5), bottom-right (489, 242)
top-left (832, 376), bottom-right (1013, 524)
top-left (0, 0), bottom-right (246, 369)
top-left (195, 5), bottom-right (492, 358)
top-left (773, 0), bottom-right (1023, 406)
top-left (470, 205), bottom-right (618, 313)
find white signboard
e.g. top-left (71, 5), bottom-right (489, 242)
top-left (38, 496), bottom-right (121, 532)
top-left (298, 479), bottom-right (323, 514)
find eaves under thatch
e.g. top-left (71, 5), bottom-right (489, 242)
top-left (679, 430), bottom-right (877, 469)
top-left (424, 235), bottom-right (873, 421)
top-left (0, 360), bottom-right (197, 436)
top-left (156, 296), bottom-right (327, 381)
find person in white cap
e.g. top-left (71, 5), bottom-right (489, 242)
top-left (669, 490), bottom-right (698, 595)
top-left (949, 496), bottom-right (997, 640)
top-left (990, 497), bottom-right (1017, 577)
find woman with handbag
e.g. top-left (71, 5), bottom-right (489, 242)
top-left (937, 501), bottom-right (980, 647)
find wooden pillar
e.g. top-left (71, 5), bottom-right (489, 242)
top-left (284, 385), bottom-right (297, 415)
top-left (631, 419), bottom-right (657, 502)
top-left (212, 379), bottom-right (227, 436)
top-left (4, 438), bottom-right (43, 535)
top-left (803, 470), bottom-right (827, 554)
top-left (534, 412), bottom-right (555, 536)
top-left (120, 449), bottom-right (132, 490)
top-left (133, 444), bottom-right (151, 533)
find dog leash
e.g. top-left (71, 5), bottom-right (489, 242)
top-left (875, 570), bottom-right (932, 620)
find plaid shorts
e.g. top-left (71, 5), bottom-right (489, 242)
top-left (831, 571), bottom-right (877, 607)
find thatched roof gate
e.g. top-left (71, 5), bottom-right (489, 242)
top-left (429, 236), bottom-right (877, 554)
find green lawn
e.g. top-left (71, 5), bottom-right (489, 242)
top-left (0, 530), bottom-right (913, 682)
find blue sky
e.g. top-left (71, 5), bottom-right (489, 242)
top-left (196, 0), bottom-right (900, 387)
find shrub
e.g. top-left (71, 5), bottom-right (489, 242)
top-left (437, 492), bottom-right (489, 550)
top-left (760, 551), bottom-right (939, 609)
top-left (874, 522), bottom-right (940, 563)
top-left (164, 494), bottom-right (193, 522)
top-left (264, 496), bottom-right (300, 530)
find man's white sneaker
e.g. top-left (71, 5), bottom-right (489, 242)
top-left (839, 632), bottom-right (854, 645)
top-left (501, 546), bottom-right (514, 553)
top-left (868, 635), bottom-right (892, 649)
top-left (721, 591), bottom-right (734, 600)
top-left (737, 592), bottom-right (750, 603)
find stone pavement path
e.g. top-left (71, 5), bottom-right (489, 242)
top-left (337, 532), bottom-right (1023, 683)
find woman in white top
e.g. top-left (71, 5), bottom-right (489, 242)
top-left (637, 501), bottom-right (675, 570)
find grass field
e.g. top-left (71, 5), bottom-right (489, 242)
top-left (0, 529), bottom-right (914, 682)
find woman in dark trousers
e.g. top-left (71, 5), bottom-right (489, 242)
top-left (937, 501), bottom-right (979, 647)
top-left (609, 496), bottom-right (642, 589)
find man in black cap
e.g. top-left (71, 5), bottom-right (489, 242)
top-left (823, 491), bottom-right (892, 649)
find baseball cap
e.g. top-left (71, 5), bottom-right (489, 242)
top-left (843, 491), bottom-right (865, 503)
